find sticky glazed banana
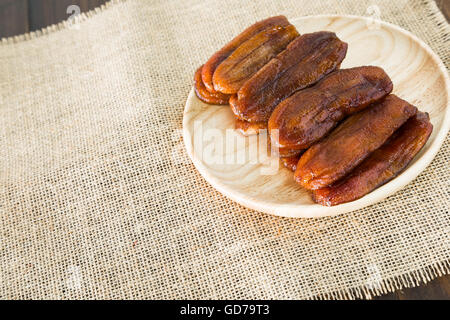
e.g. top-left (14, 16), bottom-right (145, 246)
top-left (312, 112), bottom-right (433, 206)
top-left (212, 24), bottom-right (299, 94)
top-left (268, 66), bottom-right (393, 156)
top-left (232, 32), bottom-right (348, 123)
top-left (202, 16), bottom-right (290, 93)
top-left (294, 95), bottom-right (417, 190)
top-left (234, 119), bottom-right (267, 136)
top-left (280, 154), bottom-right (302, 172)
top-left (194, 65), bottom-right (231, 105)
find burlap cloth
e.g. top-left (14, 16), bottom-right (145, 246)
top-left (0, 0), bottom-right (448, 300)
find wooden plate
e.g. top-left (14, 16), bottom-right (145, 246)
top-left (183, 15), bottom-right (450, 218)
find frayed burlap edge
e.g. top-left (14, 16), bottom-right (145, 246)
top-left (312, 260), bottom-right (450, 299)
top-left (0, 0), bottom-right (128, 45)
top-left (425, 0), bottom-right (450, 34)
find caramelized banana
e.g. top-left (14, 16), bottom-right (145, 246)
top-left (280, 154), bottom-right (302, 172)
top-left (235, 119), bottom-right (267, 136)
top-left (294, 95), bottom-right (417, 190)
top-left (229, 94), bottom-right (245, 120)
top-left (233, 32), bottom-right (348, 122)
top-left (202, 16), bottom-right (290, 92)
top-left (194, 65), bottom-right (231, 105)
top-left (213, 24), bottom-right (299, 94)
top-left (313, 112), bottom-right (433, 206)
top-left (277, 146), bottom-right (303, 157)
top-left (269, 66), bottom-right (393, 155)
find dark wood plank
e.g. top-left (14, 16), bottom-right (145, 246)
top-left (0, 0), bottom-right (448, 300)
top-left (0, 0), bottom-right (28, 38)
top-left (435, 0), bottom-right (450, 21)
top-left (28, 0), bottom-right (107, 32)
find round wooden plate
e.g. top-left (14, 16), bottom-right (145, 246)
top-left (183, 15), bottom-right (450, 218)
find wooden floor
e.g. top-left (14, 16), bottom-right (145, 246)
top-left (0, 0), bottom-right (448, 300)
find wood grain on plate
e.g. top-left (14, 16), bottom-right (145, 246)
top-left (183, 15), bottom-right (450, 218)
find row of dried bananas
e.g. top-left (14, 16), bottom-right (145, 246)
top-left (194, 16), bottom-right (432, 206)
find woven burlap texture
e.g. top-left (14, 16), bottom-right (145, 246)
top-left (0, 0), bottom-right (449, 299)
